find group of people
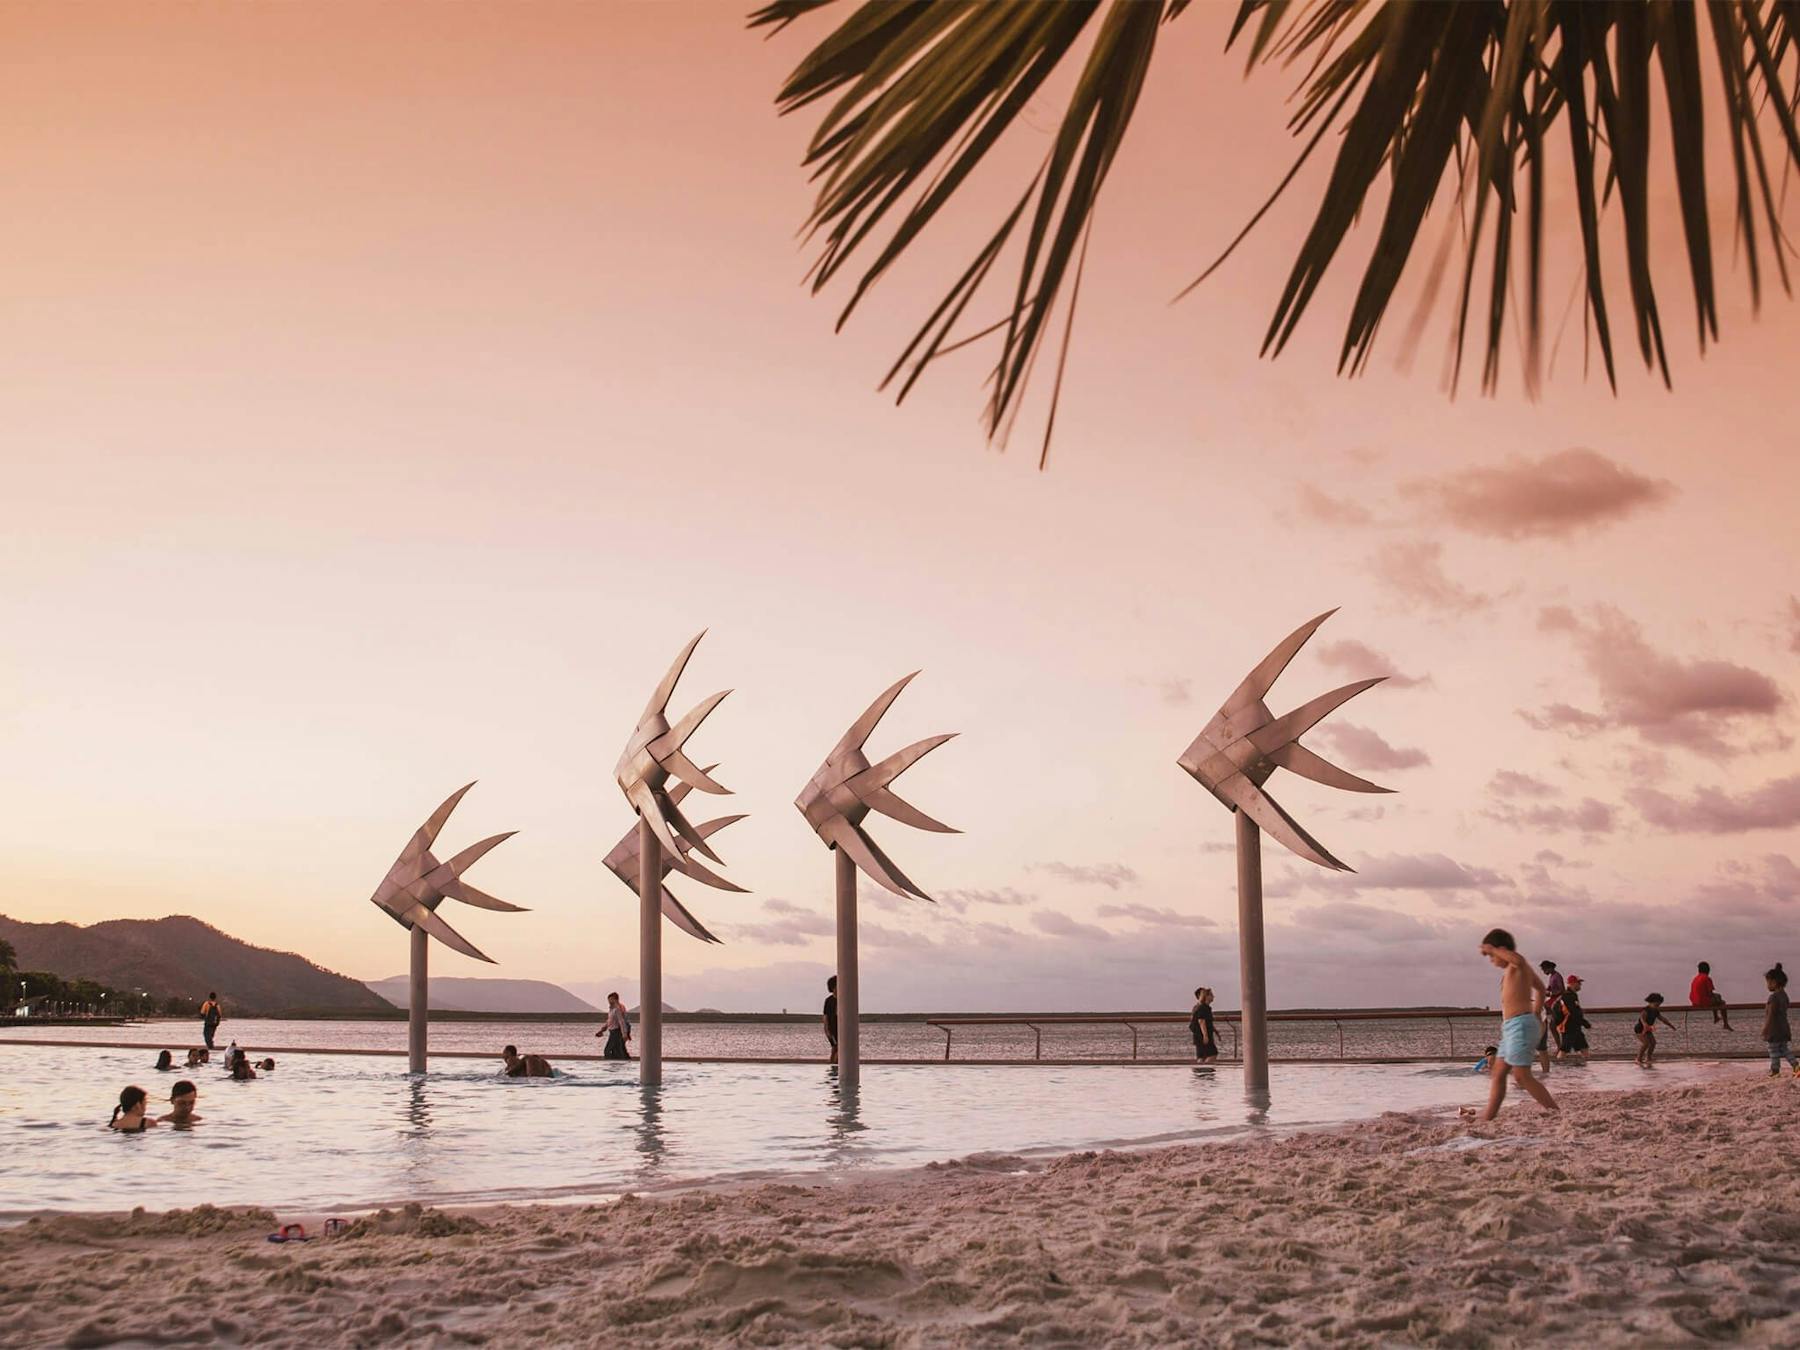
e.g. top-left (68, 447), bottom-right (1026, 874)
top-left (1476, 931), bottom-right (1796, 1122)
top-left (110, 1039), bottom-right (277, 1129)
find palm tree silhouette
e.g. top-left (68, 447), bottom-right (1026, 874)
top-left (753, 1), bottom-right (1800, 462)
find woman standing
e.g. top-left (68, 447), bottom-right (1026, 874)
top-left (1189, 987), bottom-right (1219, 1063)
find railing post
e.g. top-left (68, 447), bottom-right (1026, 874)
top-left (1447, 1016), bottom-right (1455, 1058)
top-left (1026, 1023), bottom-right (1040, 1060)
top-left (1126, 1023), bottom-right (1138, 1060)
top-left (1334, 1020), bottom-right (1343, 1059)
top-left (940, 1025), bottom-right (952, 1061)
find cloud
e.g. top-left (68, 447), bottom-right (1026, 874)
top-left (1293, 482), bottom-right (1376, 527)
top-left (1627, 774), bottom-right (1800, 834)
top-left (1030, 910), bottom-right (1111, 942)
top-left (1489, 770), bottom-right (1558, 800)
top-left (1368, 540), bottom-right (1494, 615)
top-left (1313, 638), bottom-right (1432, 689)
top-left (1401, 447), bottom-right (1675, 540)
top-left (1526, 605), bottom-right (1787, 757)
top-left (1096, 902), bottom-right (1217, 929)
top-left (1304, 851), bottom-right (1508, 895)
top-left (935, 886), bottom-right (1036, 914)
top-left (1787, 596), bottom-right (1800, 654)
top-left (1155, 677), bottom-right (1193, 707)
top-left (730, 899), bottom-right (834, 947)
top-left (1312, 721), bottom-right (1430, 771)
top-left (1485, 795), bottom-right (1620, 836)
top-left (1026, 861), bottom-right (1139, 891)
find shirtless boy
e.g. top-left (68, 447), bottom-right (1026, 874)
top-left (1477, 928), bottom-right (1559, 1121)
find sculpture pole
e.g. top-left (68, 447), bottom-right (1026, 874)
top-left (408, 925), bottom-right (429, 1074)
top-left (638, 817), bottom-right (664, 1086)
top-left (369, 783), bottom-right (525, 1080)
top-left (1234, 812), bottom-right (1268, 1094)
top-left (835, 846), bottom-right (859, 1090)
top-left (1178, 610), bottom-right (1399, 1100)
top-left (614, 633), bottom-right (745, 1089)
top-left (798, 672), bottom-right (957, 1094)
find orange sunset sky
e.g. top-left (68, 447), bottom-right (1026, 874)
top-left (2, 1), bottom-right (1796, 1011)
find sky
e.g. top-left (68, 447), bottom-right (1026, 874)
top-left (1, 2), bottom-right (1796, 1013)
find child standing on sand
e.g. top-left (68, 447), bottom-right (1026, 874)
top-left (1476, 929), bottom-right (1559, 1121)
top-left (1762, 963), bottom-right (1798, 1079)
top-left (1635, 993), bottom-right (1671, 1068)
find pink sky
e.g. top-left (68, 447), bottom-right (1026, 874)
top-left (2, 2), bottom-right (1796, 1011)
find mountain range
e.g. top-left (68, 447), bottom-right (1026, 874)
top-left (364, 976), bottom-right (598, 1014)
top-left (0, 914), bottom-right (393, 1016)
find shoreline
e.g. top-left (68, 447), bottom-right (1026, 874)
top-left (5, 1068), bottom-right (1796, 1346)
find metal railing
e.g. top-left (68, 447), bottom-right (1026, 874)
top-left (925, 1003), bottom-right (1769, 1062)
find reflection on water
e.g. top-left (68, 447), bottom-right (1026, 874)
top-left (0, 1047), bottom-right (1748, 1219)
top-left (634, 1085), bottom-right (666, 1170)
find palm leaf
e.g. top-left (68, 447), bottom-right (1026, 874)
top-left (757, 1), bottom-right (1800, 455)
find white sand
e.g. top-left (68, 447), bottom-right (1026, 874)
top-left (4, 1070), bottom-right (1797, 1347)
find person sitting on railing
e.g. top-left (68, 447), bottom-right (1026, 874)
top-left (1189, 987), bottom-right (1219, 1063)
top-left (1690, 962), bottom-right (1733, 1032)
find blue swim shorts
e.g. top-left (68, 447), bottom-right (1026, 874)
top-left (1498, 1012), bottom-right (1540, 1067)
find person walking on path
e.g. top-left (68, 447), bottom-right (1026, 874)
top-left (1635, 993), bottom-right (1672, 1068)
top-left (198, 993), bottom-right (222, 1050)
top-left (1690, 961), bottom-right (1733, 1032)
top-left (823, 976), bottom-right (839, 1066)
top-left (1762, 963), bottom-right (1799, 1079)
top-left (597, 992), bottom-right (633, 1061)
top-left (1476, 928), bottom-right (1558, 1121)
top-left (1189, 987), bottom-right (1219, 1063)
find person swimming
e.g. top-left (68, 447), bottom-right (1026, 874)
top-left (501, 1045), bottom-right (553, 1078)
top-left (229, 1055), bottom-right (257, 1081)
top-left (159, 1081), bottom-right (202, 1125)
top-left (154, 1050), bottom-right (175, 1072)
top-left (185, 1047), bottom-right (210, 1068)
top-left (256, 1058), bottom-right (275, 1073)
top-left (109, 1085), bottom-right (155, 1133)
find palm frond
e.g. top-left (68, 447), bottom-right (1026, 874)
top-left (757, 1), bottom-right (1800, 455)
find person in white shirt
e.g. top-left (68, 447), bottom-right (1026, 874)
top-left (596, 992), bottom-right (632, 1060)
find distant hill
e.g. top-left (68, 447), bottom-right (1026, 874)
top-left (0, 914), bottom-right (393, 1016)
top-left (366, 976), bottom-right (597, 1014)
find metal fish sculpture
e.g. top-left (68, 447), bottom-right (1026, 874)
top-left (369, 782), bottom-right (525, 963)
top-left (797, 672), bottom-right (958, 899)
top-left (1178, 609), bottom-right (1392, 871)
top-left (603, 771), bottom-right (744, 944)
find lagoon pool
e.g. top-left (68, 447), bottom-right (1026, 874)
top-left (0, 1045), bottom-right (1747, 1220)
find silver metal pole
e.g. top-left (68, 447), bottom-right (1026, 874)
top-left (638, 816), bottom-right (663, 1087)
top-left (408, 924), bottom-right (428, 1075)
top-left (1235, 810), bottom-right (1269, 1094)
top-left (835, 846), bottom-right (859, 1091)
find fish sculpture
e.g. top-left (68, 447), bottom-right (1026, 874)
top-left (369, 782), bottom-right (524, 962)
top-left (1178, 609), bottom-right (1392, 871)
top-left (797, 672), bottom-right (958, 900)
top-left (603, 771), bottom-right (744, 944)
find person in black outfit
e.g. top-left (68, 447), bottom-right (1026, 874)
top-left (823, 976), bottom-right (838, 1065)
top-left (1189, 986), bottom-right (1219, 1062)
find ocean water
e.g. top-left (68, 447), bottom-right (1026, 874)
top-left (0, 1034), bottom-right (1748, 1220)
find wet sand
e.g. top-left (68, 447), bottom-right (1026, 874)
top-left (3, 1069), bottom-right (1796, 1347)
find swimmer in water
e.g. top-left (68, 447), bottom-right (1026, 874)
top-left (159, 1081), bottom-right (202, 1125)
top-left (110, 1085), bottom-right (155, 1133)
top-left (501, 1045), bottom-right (553, 1078)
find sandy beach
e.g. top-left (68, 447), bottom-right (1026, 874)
top-left (1, 1069), bottom-right (1794, 1347)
